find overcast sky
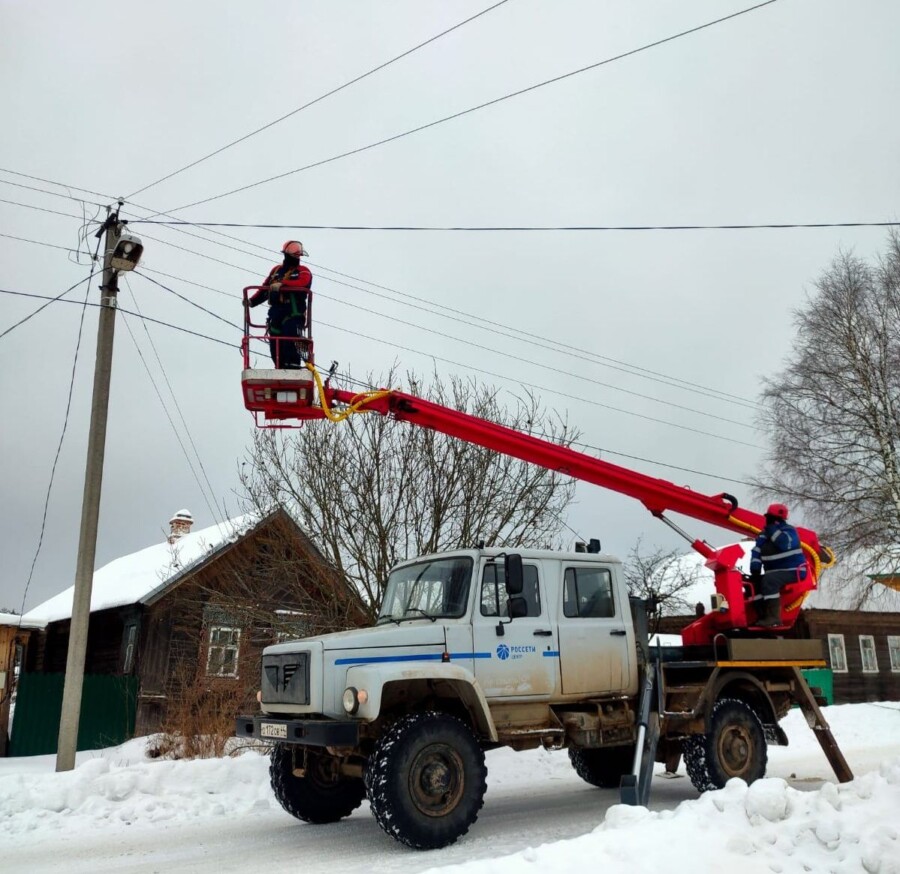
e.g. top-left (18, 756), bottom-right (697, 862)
top-left (1, 0), bottom-right (899, 612)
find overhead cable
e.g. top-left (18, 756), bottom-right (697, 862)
top-left (126, 218), bottom-right (761, 410)
top-left (18, 263), bottom-right (98, 617)
top-left (0, 271), bottom-right (95, 340)
top-left (0, 289), bottom-right (238, 348)
top-left (158, 1), bottom-right (781, 214)
top-left (314, 316), bottom-right (763, 449)
top-left (122, 275), bottom-right (226, 525)
top-left (132, 219), bottom-right (900, 232)
top-left (125, 0), bottom-right (514, 198)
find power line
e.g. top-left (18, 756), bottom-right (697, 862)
top-left (134, 270), bottom-right (242, 331)
top-left (327, 364), bottom-right (756, 486)
top-left (0, 197), bottom-right (86, 221)
top-left (119, 200), bottom-right (761, 410)
top-left (315, 316), bottom-right (762, 449)
top-left (0, 289), bottom-right (239, 348)
top-left (18, 265), bottom-right (98, 616)
top-left (0, 230), bottom-right (80, 253)
top-left (122, 276), bottom-right (226, 526)
top-left (124, 217), bottom-right (761, 410)
top-left (132, 219), bottom-right (900, 232)
top-left (126, 0), bottom-right (514, 198)
top-left (0, 177), bottom-right (107, 208)
top-left (317, 286), bottom-right (756, 430)
top-left (0, 166), bottom-right (116, 203)
top-left (133, 239), bottom-right (754, 427)
top-left (159, 1), bottom-right (781, 214)
top-left (0, 271), bottom-right (95, 340)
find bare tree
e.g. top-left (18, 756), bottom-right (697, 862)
top-left (756, 232), bottom-right (900, 602)
top-left (623, 538), bottom-right (704, 631)
top-left (241, 370), bottom-right (579, 618)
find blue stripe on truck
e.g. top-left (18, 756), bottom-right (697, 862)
top-left (334, 652), bottom-right (493, 665)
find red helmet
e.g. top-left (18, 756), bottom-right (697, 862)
top-left (282, 240), bottom-right (306, 258)
top-left (765, 503), bottom-right (789, 521)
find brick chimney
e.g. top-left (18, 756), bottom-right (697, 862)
top-left (168, 509), bottom-right (194, 544)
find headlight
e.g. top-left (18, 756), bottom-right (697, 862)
top-left (342, 686), bottom-right (367, 714)
top-left (342, 687), bottom-right (359, 714)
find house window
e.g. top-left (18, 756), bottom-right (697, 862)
top-left (859, 635), bottom-right (878, 673)
top-left (888, 636), bottom-right (900, 672)
top-left (827, 634), bottom-right (847, 673)
top-left (206, 626), bottom-right (241, 677)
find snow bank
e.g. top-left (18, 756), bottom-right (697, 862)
top-left (0, 739), bottom-right (275, 839)
top-left (1, 703), bottom-right (898, 870)
top-left (424, 762), bottom-right (900, 874)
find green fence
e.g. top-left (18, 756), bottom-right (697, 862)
top-left (801, 668), bottom-right (834, 705)
top-left (9, 673), bottom-right (137, 757)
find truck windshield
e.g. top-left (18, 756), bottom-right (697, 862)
top-left (377, 556), bottom-right (473, 623)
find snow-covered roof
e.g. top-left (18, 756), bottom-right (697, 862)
top-left (0, 611), bottom-right (46, 629)
top-left (22, 515), bottom-right (260, 625)
top-left (656, 541), bottom-right (900, 614)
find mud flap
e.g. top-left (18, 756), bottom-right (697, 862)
top-left (620, 662), bottom-right (661, 807)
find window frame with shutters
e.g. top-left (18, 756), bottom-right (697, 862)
top-left (858, 634), bottom-right (878, 674)
top-left (827, 633), bottom-right (848, 673)
top-left (206, 625), bottom-right (241, 678)
top-left (888, 635), bottom-right (900, 673)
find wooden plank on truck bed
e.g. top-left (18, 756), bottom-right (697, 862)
top-left (725, 638), bottom-right (824, 663)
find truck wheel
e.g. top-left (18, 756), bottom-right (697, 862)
top-left (683, 698), bottom-right (767, 792)
top-left (568, 746), bottom-right (633, 789)
top-left (364, 711), bottom-right (487, 849)
top-left (270, 743), bottom-right (365, 823)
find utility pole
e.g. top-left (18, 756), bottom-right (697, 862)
top-left (56, 203), bottom-right (141, 771)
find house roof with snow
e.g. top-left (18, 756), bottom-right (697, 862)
top-left (21, 512), bottom-right (263, 625)
top-left (657, 542), bottom-right (900, 614)
top-left (0, 611), bottom-right (46, 629)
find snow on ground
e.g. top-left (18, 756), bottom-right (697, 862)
top-left (1, 703), bottom-right (898, 873)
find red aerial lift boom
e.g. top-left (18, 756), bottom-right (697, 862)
top-left (241, 286), bottom-right (833, 645)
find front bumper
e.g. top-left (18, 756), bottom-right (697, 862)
top-left (235, 714), bottom-right (360, 747)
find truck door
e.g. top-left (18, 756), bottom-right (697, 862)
top-left (472, 561), bottom-right (560, 699)
top-left (556, 563), bottom-right (631, 696)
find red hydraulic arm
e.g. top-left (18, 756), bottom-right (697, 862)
top-left (240, 310), bottom-right (832, 643)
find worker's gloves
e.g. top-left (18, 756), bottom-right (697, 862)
top-left (268, 281), bottom-right (283, 292)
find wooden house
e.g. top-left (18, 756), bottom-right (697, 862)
top-left (0, 612), bottom-right (45, 756)
top-left (12, 508), bottom-right (364, 755)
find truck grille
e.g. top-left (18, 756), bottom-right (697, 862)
top-left (262, 652), bottom-right (310, 705)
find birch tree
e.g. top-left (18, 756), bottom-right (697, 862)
top-left (756, 232), bottom-right (900, 600)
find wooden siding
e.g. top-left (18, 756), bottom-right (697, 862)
top-left (795, 610), bottom-right (900, 704)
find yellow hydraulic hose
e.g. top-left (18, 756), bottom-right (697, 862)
top-left (306, 363), bottom-right (392, 423)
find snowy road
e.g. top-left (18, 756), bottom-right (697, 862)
top-left (3, 704), bottom-right (899, 874)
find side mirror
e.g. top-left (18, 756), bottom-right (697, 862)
top-left (508, 597), bottom-right (528, 619)
top-left (505, 553), bottom-right (524, 596)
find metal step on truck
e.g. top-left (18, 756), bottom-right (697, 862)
top-left (235, 546), bottom-right (851, 850)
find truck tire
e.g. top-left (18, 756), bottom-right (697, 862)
top-left (270, 743), bottom-right (365, 824)
top-left (682, 698), bottom-right (768, 792)
top-left (364, 711), bottom-right (487, 849)
top-left (568, 746), bottom-right (633, 789)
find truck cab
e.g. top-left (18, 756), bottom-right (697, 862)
top-left (249, 547), bottom-right (637, 732)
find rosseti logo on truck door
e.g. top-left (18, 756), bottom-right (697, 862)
top-left (496, 644), bottom-right (536, 661)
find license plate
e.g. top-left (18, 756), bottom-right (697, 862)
top-left (260, 722), bottom-right (287, 739)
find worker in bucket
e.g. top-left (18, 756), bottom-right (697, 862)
top-left (749, 503), bottom-right (807, 627)
top-left (247, 241), bottom-right (312, 368)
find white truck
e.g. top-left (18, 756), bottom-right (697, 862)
top-left (236, 546), bottom-right (845, 849)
